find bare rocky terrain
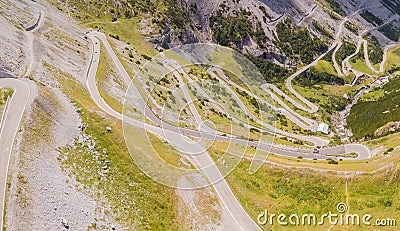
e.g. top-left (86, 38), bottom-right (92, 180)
top-left (6, 86), bottom-right (120, 230)
top-left (1, 0), bottom-right (121, 230)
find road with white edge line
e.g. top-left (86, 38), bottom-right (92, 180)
top-left (0, 78), bottom-right (35, 229)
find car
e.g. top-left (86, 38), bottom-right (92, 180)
top-left (313, 148), bottom-right (319, 153)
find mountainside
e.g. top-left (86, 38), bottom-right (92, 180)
top-left (176, 0), bottom-right (400, 65)
top-left (48, 0), bottom-right (400, 66)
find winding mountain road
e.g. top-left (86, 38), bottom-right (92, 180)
top-left (83, 19), bottom-right (396, 228)
top-left (332, 10), bottom-right (400, 78)
top-left (87, 32), bottom-right (262, 230)
top-left (284, 41), bottom-right (338, 114)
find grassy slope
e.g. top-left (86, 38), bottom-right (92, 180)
top-left (85, 19), bottom-right (158, 57)
top-left (347, 76), bottom-right (400, 139)
top-left (385, 46), bottom-right (400, 71)
top-left (96, 43), bottom-right (124, 113)
top-left (214, 136), bottom-right (400, 230)
top-left (45, 64), bottom-right (179, 230)
top-left (350, 59), bottom-right (375, 75)
top-left (223, 156), bottom-right (400, 231)
top-left (315, 60), bottom-right (337, 76)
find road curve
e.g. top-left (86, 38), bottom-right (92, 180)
top-left (85, 29), bottom-right (379, 228)
top-left (336, 13), bottom-right (400, 78)
top-left (0, 78), bottom-right (34, 229)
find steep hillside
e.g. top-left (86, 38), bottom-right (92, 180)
top-left (179, 0), bottom-right (400, 65)
top-left (49, 0), bottom-right (399, 67)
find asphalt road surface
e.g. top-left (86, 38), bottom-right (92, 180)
top-left (0, 78), bottom-right (33, 229)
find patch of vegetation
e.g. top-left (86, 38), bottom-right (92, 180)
top-left (347, 76), bottom-right (400, 139)
top-left (258, 5), bottom-right (272, 23)
top-left (361, 88), bottom-right (385, 101)
top-left (275, 19), bottom-right (328, 64)
top-left (160, 0), bottom-right (193, 30)
top-left (327, 158), bottom-right (339, 164)
top-left (244, 54), bottom-right (291, 83)
top-left (296, 67), bottom-right (345, 86)
top-left (380, 0), bottom-right (400, 15)
top-left (379, 23), bottom-right (400, 42)
top-left (322, 48), bottom-right (334, 63)
top-left (0, 88), bottom-right (13, 105)
top-left (224, 160), bottom-right (345, 230)
top-left (360, 10), bottom-right (383, 26)
top-left (222, 153), bottom-right (400, 231)
top-left (321, 94), bottom-right (349, 114)
top-left (345, 21), bottom-right (359, 34)
top-left (294, 84), bottom-right (354, 117)
top-left (312, 20), bottom-right (333, 39)
top-left (109, 33), bottom-right (120, 40)
top-left (364, 33), bottom-right (384, 65)
top-left (325, 0), bottom-right (345, 16)
top-left (60, 109), bottom-right (179, 230)
top-left (51, 0), bottom-right (194, 47)
top-left (388, 66), bottom-right (400, 74)
top-left (53, 69), bottom-right (179, 230)
top-left (209, 9), bottom-right (267, 48)
top-left (315, 60), bottom-right (337, 76)
top-left (349, 43), bottom-right (378, 75)
top-left (351, 58), bottom-right (375, 75)
top-left (336, 41), bottom-right (357, 64)
top-left (385, 45), bottom-right (400, 72)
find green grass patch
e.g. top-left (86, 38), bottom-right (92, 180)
top-left (314, 60), bottom-right (337, 76)
top-left (350, 59), bottom-right (374, 75)
top-left (85, 19), bottom-right (158, 57)
top-left (361, 88), bottom-right (385, 101)
top-left (0, 88), bottom-right (13, 105)
top-left (385, 45), bottom-right (400, 72)
top-left (221, 155), bottom-right (400, 230)
top-left (225, 160), bottom-right (346, 230)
